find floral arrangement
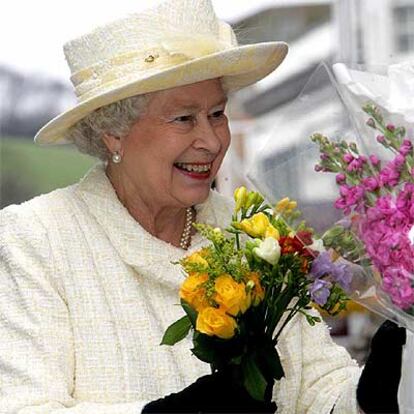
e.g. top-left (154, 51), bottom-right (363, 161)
top-left (312, 103), bottom-right (414, 313)
top-left (162, 189), bottom-right (350, 401)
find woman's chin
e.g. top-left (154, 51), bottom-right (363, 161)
top-left (177, 185), bottom-right (212, 207)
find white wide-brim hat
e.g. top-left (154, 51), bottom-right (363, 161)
top-left (35, 0), bottom-right (288, 145)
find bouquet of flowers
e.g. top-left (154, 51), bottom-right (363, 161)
top-left (247, 62), bottom-right (414, 413)
top-left (162, 189), bottom-right (350, 401)
top-left (312, 102), bottom-right (414, 413)
top-left (311, 103), bottom-right (414, 314)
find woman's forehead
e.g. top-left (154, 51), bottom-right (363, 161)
top-left (148, 79), bottom-right (227, 112)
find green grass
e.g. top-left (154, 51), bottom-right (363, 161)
top-left (1, 136), bottom-right (96, 207)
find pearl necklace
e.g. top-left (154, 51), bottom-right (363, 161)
top-left (180, 207), bottom-right (195, 250)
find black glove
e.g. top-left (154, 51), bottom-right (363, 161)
top-left (142, 369), bottom-right (277, 413)
top-left (357, 320), bottom-right (406, 414)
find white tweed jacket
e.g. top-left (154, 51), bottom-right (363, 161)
top-left (0, 164), bottom-right (361, 414)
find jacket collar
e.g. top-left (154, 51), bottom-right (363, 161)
top-left (75, 163), bottom-right (227, 288)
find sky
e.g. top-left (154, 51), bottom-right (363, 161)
top-left (0, 0), bottom-right (329, 82)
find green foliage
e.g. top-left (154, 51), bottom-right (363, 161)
top-left (242, 356), bottom-right (267, 401)
top-left (323, 285), bottom-right (349, 316)
top-left (181, 300), bottom-right (198, 327)
top-left (1, 136), bottom-right (95, 207)
top-left (322, 225), bottom-right (368, 264)
top-left (161, 315), bottom-right (192, 346)
top-left (193, 223), bottom-right (249, 283)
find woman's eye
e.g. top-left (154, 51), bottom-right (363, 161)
top-left (174, 115), bottom-right (193, 123)
top-left (209, 110), bottom-right (225, 119)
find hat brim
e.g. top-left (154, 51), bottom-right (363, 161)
top-left (35, 41), bottom-right (288, 145)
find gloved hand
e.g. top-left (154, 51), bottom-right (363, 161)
top-left (142, 369), bottom-right (277, 413)
top-left (357, 320), bottom-right (406, 414)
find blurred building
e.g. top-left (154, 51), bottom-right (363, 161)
top-left (336, 0), bottom-right (414, 65)
top-left (218, 0), bottom-right (414, 196)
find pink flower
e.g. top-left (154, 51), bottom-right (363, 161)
top-left (336, 173), bottom-right (346, 184)
top-left (382, 268), bottom-right (414, 310)
top-left (362, 176), bottom-right (379, 192)
top-left (343, 153), bottom-right (354, 163)
top-left (347, 159), bottom-right (363, 172)
top-left (394, 154), bottom-right (406, 167)
top-left (379, 165), bottom-right (400, 187)
top-left (335, 185), bottom-right (365, 215)
top-left (357, 183), bottom-right (414, 311)
top-left (369, 154), bottom-right (380, 166)
top-left (399, 139), bottom-right (413, 157)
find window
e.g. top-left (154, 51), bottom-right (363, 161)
top-left (393, 5), bottom-right (414, 53)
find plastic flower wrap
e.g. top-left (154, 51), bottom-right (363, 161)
top-left (162, 188), bottom-right (349, 401)
top-left (248, 61), bottom-right (414, 412)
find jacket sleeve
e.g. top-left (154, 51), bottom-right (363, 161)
top-left (296, 309), bottom-right (362, 414)
top-left (0, 205), bottom-right (147, 414)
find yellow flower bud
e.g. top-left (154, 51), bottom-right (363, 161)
top-left (245, 272), bottom-right (265, 306)
top-left (196, 307), bottom-right (237, 339)
top-left (246, 280), bottom-right (255, 290)
top-left (239, 212), bottom-right (270, 238)
top-left (245, 192), bottom-right (259, 209)
top-left (179, 273), bottom-right (209, 311)
top-left (214, 274), bottom-right (250, 316)
top-left (275, 197), bottom-right (290, 213)
top-left (234, 186), bottom-right (248, 212)
top-left (264, 224), bottom-right (280, 240)
top-left (254, 193), bottom-right (264, 205)
top-left (183, 252), bottom-right (209, 268)
top-left (287, 200), bottom-right (297, 211)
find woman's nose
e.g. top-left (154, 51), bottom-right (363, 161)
top-left (192, 118), bottom-right (223, 154)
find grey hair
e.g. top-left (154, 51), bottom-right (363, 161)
top-left (66, 94), bottom-right (149, 160)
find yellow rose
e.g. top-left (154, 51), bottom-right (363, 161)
top-left (196, 307), bottom-right (237, 339)
top-left (245, 272), bottom-right (265, 306)
top-left (239, 213), bottom-right (270, 238)
top-left (179, 273), bottom-right (209, 311)
top-left (214, 274), bottom-right (250, 316)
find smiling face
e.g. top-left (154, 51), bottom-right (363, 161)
top-left (116, 78), bottom-right (231, 209)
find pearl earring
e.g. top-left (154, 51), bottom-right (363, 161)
top-left (112, 151), bottom-right (122, 164)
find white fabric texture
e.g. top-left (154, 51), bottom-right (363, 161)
top-left (0, 164), bottom-right (361, 414)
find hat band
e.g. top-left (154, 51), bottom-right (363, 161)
top-left (71, 34), bottom-right (234, 102)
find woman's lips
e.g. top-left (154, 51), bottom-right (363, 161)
top-left (174, 162), bottom-right (212, 180)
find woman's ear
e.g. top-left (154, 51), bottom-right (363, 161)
top-left (102, 133), bottom-right (124, 158)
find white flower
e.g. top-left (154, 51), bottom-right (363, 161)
top-left (307, 238), bottom-right (325, 253)
top-left (253, 237), bottom-right (281, 266)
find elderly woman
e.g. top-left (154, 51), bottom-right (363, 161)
top-left (0, 0), bottom-right (406, 413)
